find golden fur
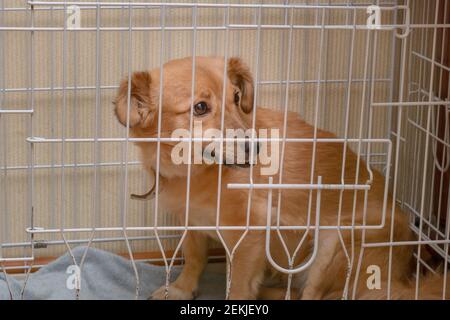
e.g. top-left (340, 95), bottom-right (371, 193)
top-left (114, 56), bottom-right (447, 300)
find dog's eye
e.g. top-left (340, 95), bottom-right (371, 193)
top-left (193, 101), bottom-right (209, 116)
top-left (234, 91), bottom-right (240, 106)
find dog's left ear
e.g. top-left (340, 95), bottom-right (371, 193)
top-left (113, 71), bottom-right (154, 128)
top-left (227, 57), bottom-right (254, 114)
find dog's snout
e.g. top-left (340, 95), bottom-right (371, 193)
top-left (244, 140), bottom-right (260, 155)
top-left (244, 141), bottom-right (250, 154)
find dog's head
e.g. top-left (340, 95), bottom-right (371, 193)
top-left (113, 56), bottom-right (259, 178)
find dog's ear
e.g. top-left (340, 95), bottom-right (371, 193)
top-left (113, 71), bottom-right (154, 128)
top-left (227, 57), bottom-right (254, 114)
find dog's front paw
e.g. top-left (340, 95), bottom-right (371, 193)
top-left (150, 285), bottom-right (195, 300)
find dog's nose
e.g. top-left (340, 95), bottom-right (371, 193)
top-left (244, 141), bottom-right (260, 155)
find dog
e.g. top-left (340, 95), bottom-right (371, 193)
top-left (113, 56), bottom-right (445, 300)
top-left (358, 274), bottom-right (450, 300)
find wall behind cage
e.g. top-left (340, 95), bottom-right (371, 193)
top-left (0, 0), bottom-right (399, 261)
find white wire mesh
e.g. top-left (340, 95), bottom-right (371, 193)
top-left (0, 0), bottom-right (448, 300)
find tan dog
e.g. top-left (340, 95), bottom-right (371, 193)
top-left (358, 273), bottom-right (450, 300)
top-left (113, 56), bottom-right (440, 300)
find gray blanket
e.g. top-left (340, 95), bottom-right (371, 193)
top-left (0, 246), bottom-right (225, 300)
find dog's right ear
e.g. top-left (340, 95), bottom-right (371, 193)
top-left (113, 71), bottom-right (154, 128)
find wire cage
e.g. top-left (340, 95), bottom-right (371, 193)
top-left (0, 0), bottom-right (449, 300)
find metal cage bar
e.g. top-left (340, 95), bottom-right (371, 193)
top-left (0, 0), bottom-right (448, 301)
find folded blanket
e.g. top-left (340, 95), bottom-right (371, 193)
top-left (0, 246), bottom-right (225, 300)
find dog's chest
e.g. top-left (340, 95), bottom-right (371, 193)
top-left (159, 188), bottom-right (217, 221)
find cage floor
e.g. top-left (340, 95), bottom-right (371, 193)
top-left (1, 247), bottom-right (225, 300)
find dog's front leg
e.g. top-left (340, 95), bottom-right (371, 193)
top-left (226, 231), bottom-right (266, 300)
top-left (301, 230), bottom-right (341, 300)
top-left (151, 231), bottom-right (208, 300)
